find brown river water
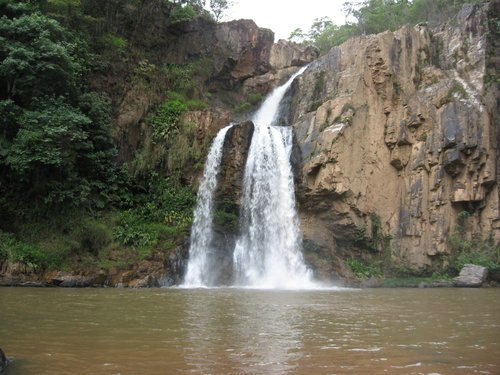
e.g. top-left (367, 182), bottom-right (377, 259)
top-left (0, 287), bottom-right (499, 375)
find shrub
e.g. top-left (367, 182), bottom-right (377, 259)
top-left (113, 176), bottom-right (196, 250)
top-left (0, 232), bottom-right (48, 270)
top-left (170, 4), bottom-right (197, 24)
top-left (234, 102), bottom-right (251, 113)
top-left (347, 258), bottom-right (382, 279)
top-left (149, 96), bottom-right (188, 141)
top-left (76, 219), bottom-right (112, 254)
top-left (247, 92), bottom-right (263, 105)
top-left (100, 33), bottom-right (127, 52)
top-left (448, 211), bottom-right (500, 276)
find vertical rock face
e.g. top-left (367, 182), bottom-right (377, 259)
top-left (209, 121), bottom-right (255, 285)
top-left (289, 3), bottom-right (498, 273)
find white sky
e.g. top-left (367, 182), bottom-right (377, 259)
top-left (224, 0), bottom-right (347, 40)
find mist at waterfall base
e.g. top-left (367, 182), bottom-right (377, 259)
top-left (183, 66), bottom-right (328, 289)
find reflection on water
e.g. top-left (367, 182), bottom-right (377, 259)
top-left (182, 290), bottom-right (307, 374)
top-left (0, 287), bottom-right (499, 374)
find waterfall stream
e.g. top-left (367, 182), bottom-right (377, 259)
top-left (183, 125), bottom-right (233, 287)
top-left (184, 66), bottom-right (314, 288)
top-left (233, 66), bottom-right (314, 288)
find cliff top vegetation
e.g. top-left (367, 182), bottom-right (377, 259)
top-left (289, 0), bottom-right (490, 54)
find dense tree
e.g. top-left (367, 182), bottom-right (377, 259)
top-left (0, 2), bottom-right (117, 210)
top-left (0, 12), bottom-right (86, 103)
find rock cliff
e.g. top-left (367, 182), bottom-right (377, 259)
top-left (113, 17), bottom-right (316, 175)
top-left (287, 2), bottom-right (498, 276)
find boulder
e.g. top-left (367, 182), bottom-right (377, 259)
top-left (0, 348), bottom-right (9, 373)
top-left (453, 264), bottom-right (488, 287)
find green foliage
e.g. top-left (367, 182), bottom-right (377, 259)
top-left (0, 4), bottom-right (121, 211)
top-left (148, 91), bottom-right (209, 174)
top-left (99, 33), bottom-right (127, 52)
top-left (166, 121), bottom-right (202, 172)
top-left (170, 4), bottom-right (197, 24)
top-left (149, 94), bottom-right (188, 141)
top-left (447, 210), bottom-right (500, 276)
top-left (233, 92), bottom-right (264, 113)
top-left (148, 90), bottom-right (207, 143)
top-left (0, 0), bottom-right (214, 275)
top-left (234, 102), bottom-right (252, 114)
top-left (0, 11), bottom-right (84, 100)
top-left (75, 218), bottom-right (112, 255)
top-left (347, 258), bottom-right (382, 279)
top-left (293, 0), bottom-right (488, 55)
top-left (113, 210), bottom-right (164, 248)
top-left (247, 92), bottom-right (263, 105)
top-left (457, 210), bottom-right (471, 228)
top-left (213, 210), bottom-right (239, 232)
top-left (162, 63), bottom-right (196, 93)
top-left (213, 198), bottom-right (239, 232)
top-left (113, 175), bottom-right (196, 251)
top-left (0, 231), bottom-right (48, 270)
top-left (451, 240), bottom-right (500, 274)
top-left (7, 96), bottom-right (90, 174)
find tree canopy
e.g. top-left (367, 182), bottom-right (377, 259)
top-left (0, 1), bottom-right (117, 211)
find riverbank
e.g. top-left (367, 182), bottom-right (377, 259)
top-left (1, 263), bottom-right (497, 288)
top-left (0, 258), bottom-right (182, 288)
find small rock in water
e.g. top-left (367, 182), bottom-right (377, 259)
top-left (453, 264), bottom-right (488, 287)
top-left (0, 348), bottom-right (10, 373)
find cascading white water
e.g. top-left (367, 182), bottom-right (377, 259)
top-left (183, 125), bottom-right (233, 287)
top-left (233, 66), bottom-right (315, 288)
top-left (183, 66), bottom-right (315, 289)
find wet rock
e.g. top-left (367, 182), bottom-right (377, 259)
top-left (163, 245), bottom-right (189, 286)
top-left (453, 264), bottom-right (488, 287)
top-left (0, 348), bottom-right (9, 374)
top-left (207, 121), bottom-right (255, 285)
top-left (217, 121), bottom-right (255, 213)
top-left (50, 272), bottom-right (107, 287)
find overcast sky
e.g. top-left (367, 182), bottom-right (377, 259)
top-left (224, 0), bottom-right (347, 40)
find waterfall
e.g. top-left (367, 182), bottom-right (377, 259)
top-left (184, 66), bottom-right (315, 289)
top-left (183, 125), bottom-right (233, 287)
top-left (233, 66), bottom-right (314, 288)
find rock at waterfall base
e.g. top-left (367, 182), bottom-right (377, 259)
top-left (0, 348), bottom-right (10, 373)
top-left (453, 264), bottom-right (488, 287)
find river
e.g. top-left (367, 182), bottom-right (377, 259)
top-left (0, 287), bottom-right (499, 374)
